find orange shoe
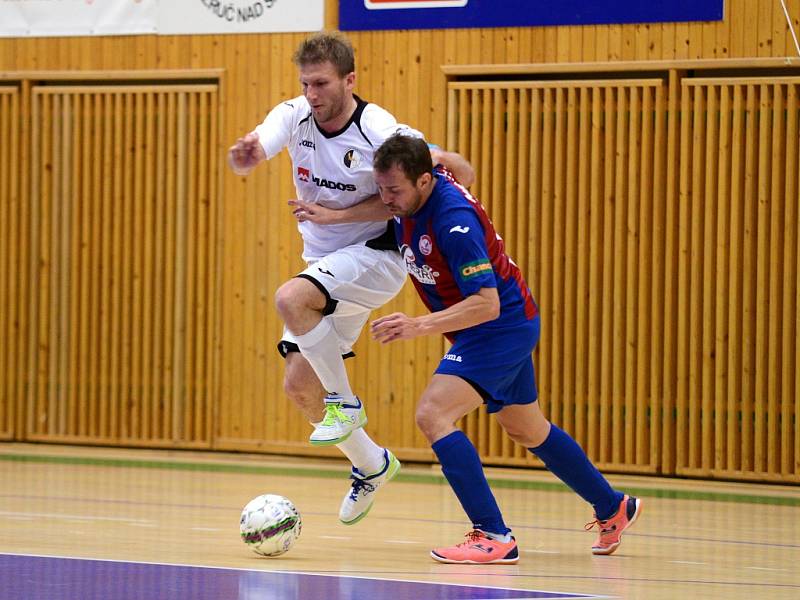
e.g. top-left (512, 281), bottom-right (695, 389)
top-left (586, 495), bottom-right (642, 555)
top-left (430, 530), bottom-right (519, 564)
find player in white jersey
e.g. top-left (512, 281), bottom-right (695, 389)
top-left (227, 31), bottom-right (474, 525)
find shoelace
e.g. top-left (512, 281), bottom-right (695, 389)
top-left (457, 530), bottom-right (485, 547)
top-left (348, 476), bottom-right (376, 501)
top-left (584, 518), bottom-right (616, 535)
top-left (320, 403), bottom-right (349, 426)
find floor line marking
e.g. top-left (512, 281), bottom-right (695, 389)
top-left (1, 494), bottom-right (798, 550)
top-left (0, 510), bottom-right (150, 524)
top-left (2, 451), bottom-right (798, 508)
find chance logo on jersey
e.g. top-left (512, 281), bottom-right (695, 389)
top-left (297, 167), bottom-right (310, 182)
top-left (401, 244), bottom-right (438, 285)
top-left (460, 259), bottom-right (492, 279)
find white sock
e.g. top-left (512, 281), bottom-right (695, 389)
top-left (336, 428), bottom-right (386, 475)
top-left (482, 530), bottom-right (513, 543)
top-left (294, 318), bottom-right (354, 399)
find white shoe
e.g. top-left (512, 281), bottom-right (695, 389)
top-left (339, 449), bottom-right (401, 525)
top-left (309, 396), bottom-right (367, 446)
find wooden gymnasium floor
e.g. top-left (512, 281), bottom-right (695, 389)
top-left (0, 442), bottom-right (798, 600)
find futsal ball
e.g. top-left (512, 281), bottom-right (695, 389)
top-left (239, 494), bottom-right (302, 557)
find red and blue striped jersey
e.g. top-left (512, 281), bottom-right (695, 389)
top-left (394, 167), bottom-right (538, 341)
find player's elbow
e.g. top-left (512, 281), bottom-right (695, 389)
top-left (482, 295), bottom-right (501, 321)
top-left (458, 165), bottom-right (476, 187)
top-left (486, 301), bottom-right (500, 321)
top-left (475, 288), bottom-right (500, 322)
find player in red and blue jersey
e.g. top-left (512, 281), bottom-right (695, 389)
top-left (370, 134), bottom-right (642, 564)
top-left (393, 157), bottom-right (539, 410)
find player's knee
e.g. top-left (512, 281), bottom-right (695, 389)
top-left (415, 401), bottom-right (443, 442)
top-left (504, 427), bottom-right (535, 447)
top-left (501, 417), bottom-right (549, 447)
top-left (275, 279), bottom-right (326, 330)
top-left (274, 283), bottom-right (297, 321)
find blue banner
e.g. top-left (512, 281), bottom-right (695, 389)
top-left (340, 1), bottom-right (724, 31)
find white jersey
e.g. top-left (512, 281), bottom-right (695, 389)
top-left (255, 94), bottom-right (421, 261)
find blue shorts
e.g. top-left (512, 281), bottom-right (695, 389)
top-left (435, 315), bottom-right (541, 413)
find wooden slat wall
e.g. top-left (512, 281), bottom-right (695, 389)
top-left (25, 84), bottom-right (219, 448)
top-left (446, 71), bottom-right (800, 482)
top-left (0, 85), bottom-right (20, 440)
top-left (677, 77), bottom-right (800, 481)
top-left (448, 80), bottom-right (667, 473)
top-left (1, 0), bottom-right (799, 481)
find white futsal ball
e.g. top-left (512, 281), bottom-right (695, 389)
top-left (239, 494), bottom-right (302, 557)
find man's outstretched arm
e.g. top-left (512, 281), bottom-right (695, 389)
top-left (288, 147), bottom-right (476, 225)
top-left (227, 131), bottom-right (267, 176)
top-left (289, 195), bottom-right (390, 224)
top-left (370, 287), bottom-right (501, 344)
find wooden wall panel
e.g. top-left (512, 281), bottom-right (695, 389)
top-left (0, 85), bottom-right (21, 440)
top-left (446, 68), bottom-right (799, 483)
top-left (677, 77), bottom-right (800, 481)
top-left (0, 0), bottom-right (799, 480)
top-left (24, 84), bottom-right (219, 448)
top-left (447, 80), bottom-right (668, 473)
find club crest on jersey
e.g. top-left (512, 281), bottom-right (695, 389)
top-left (418, 235), bottom-right (433, 256)
top-left (343, 148), bottom-right (363, 169)
top-left (297, 167), bottom-right (310, 182)
top-left (401, 244), bottom-right (438, 285)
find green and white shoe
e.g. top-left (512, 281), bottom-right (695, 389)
top-left (309, 395), bottom-right (367, 446)
top-left (339, 449), bottom-right (401, 525)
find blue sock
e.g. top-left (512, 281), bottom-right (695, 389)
top-left (432, 430), bottom-right (510, 536)
top-left (529, 424), bottom-right (623, 520)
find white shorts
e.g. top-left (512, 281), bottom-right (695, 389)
top-left (278, 244), bottom-right (407, 357)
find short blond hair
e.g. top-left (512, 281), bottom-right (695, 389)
top-left (293, 31), bottom-right (355, 77)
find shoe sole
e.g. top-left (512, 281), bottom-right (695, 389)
top-left (309, 416), bottom-right (368, 447)
top-left (591, 497), bottom-right (643, 556)
top-left (339, 455), bottom-right (401, 526)
top-left (430, 551), bottom-right (519, 565)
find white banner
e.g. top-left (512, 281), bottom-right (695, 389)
top-left (0, 0), bottom-right (158, 38)
top-left (158, 1), bottom-right (324, 34)
top-left (0, 0), bottom-right (324, 37)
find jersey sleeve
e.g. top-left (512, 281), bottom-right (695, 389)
top-left (361, 104), bottom-right (425, 146)
top-left (436, 207), bottom-right (497, 297)
top-left (253, 99), bottom-right (299, 160)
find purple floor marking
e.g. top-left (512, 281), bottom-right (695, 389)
top-left (0, 554), bottom-right (595, 600)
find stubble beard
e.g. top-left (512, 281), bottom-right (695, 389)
top-left (314, 87), bottom-right (347, 129)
